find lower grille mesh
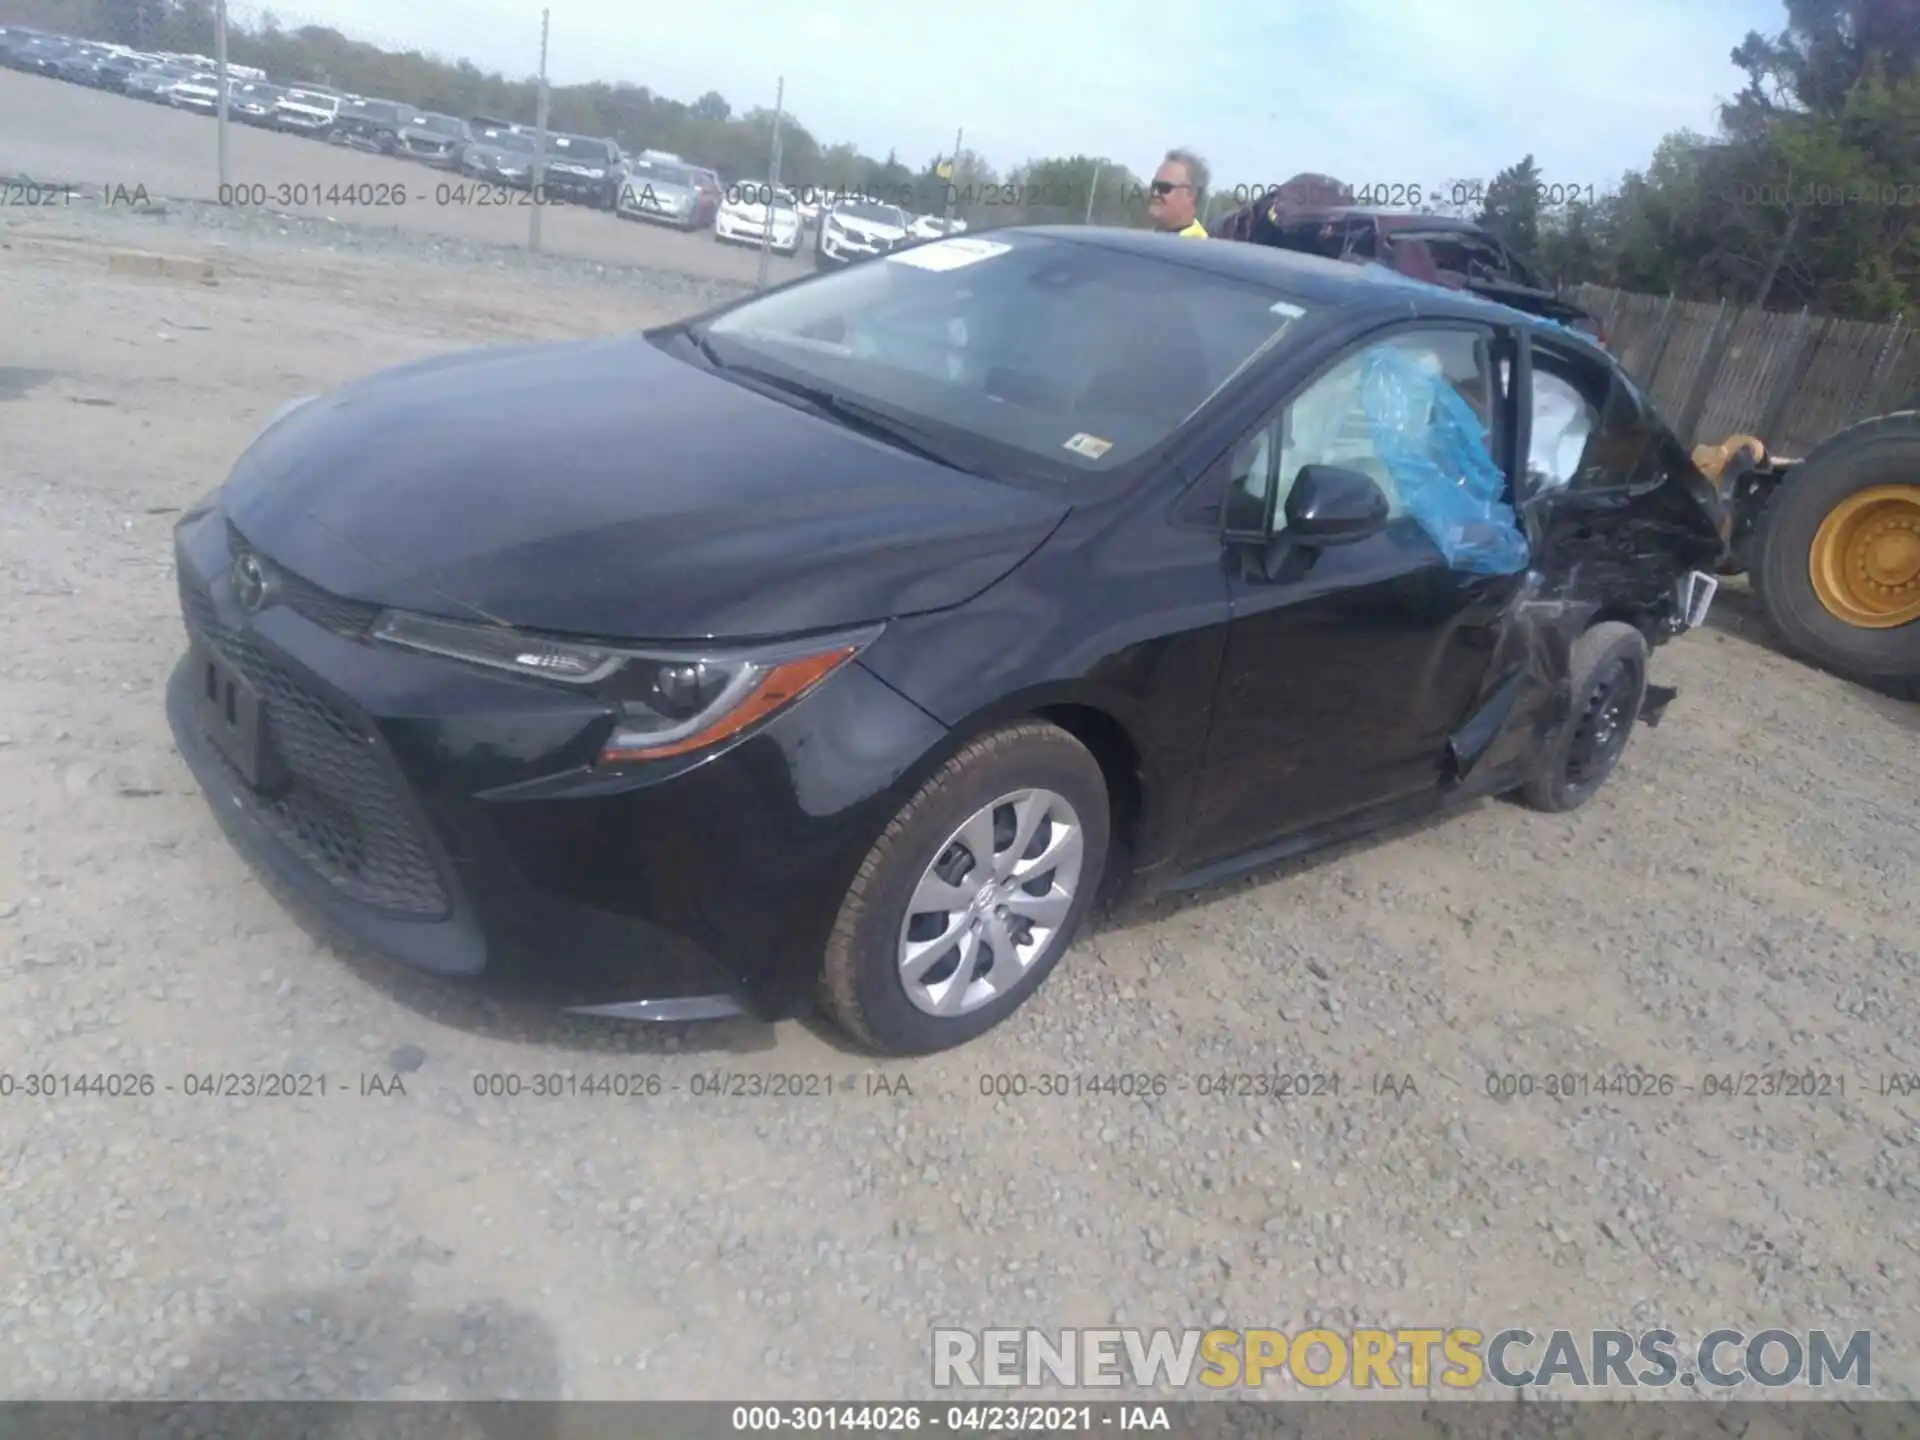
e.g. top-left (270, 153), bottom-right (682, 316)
top-left (180, 574), bottom-right (450, 918)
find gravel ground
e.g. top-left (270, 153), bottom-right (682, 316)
top-left (2, 189), bottom-right (1920, 1408)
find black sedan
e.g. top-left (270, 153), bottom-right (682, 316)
top-left (167, 228), bottom-right (1726, 1055)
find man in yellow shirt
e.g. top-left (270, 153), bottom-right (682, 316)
top-left (1147, 149), bottom-right (1210, 236)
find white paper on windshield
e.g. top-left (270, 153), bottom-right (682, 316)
top-left (1270, 300), bottom-right (1306, 319)
top-left (888, 237), bottom-right (1012, 271)
top-left (1063, 433), bottom-right (1114, 460)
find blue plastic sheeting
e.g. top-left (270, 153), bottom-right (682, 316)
top-left (1358, 346), bottom-right (1531, 575)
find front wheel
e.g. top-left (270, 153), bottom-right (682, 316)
top-left (1519, 622), bottom-right (1649, 813)
top-left (818, 721), bottom-right (1110, 1055)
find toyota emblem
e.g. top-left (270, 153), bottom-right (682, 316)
top-left (232, 552), bottom-right (270, 613)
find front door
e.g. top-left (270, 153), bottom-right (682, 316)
top-left (1184, 323), bottom-right (1527, 867)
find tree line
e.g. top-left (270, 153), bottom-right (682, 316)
top-left (5, 0), bottom-right (1914, 318)
top-left (1459, 0), bottom-right (1920, 320)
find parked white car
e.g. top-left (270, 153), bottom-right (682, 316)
top-left (272, 89), bottom-right (341, 135)
top-left (715, 186), bottom-right (801, 254)
top-left (166, 72), bottom-right (224, 112)
top-left (814, 197), bottom-right (911, 268)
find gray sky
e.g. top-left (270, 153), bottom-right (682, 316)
top-left (234, 0), bottom-right (1781, 191)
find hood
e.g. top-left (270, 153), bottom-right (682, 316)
top-left (220, 335), bottom-right (1069, 642)
top-left (629, 177), bottom-right (695, 199)
top-left (725, 202), bottom-right (797, 224)
top-left (831, 214), bottom-right (906, 240)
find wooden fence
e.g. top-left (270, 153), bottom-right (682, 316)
top-left (1568, 283), bottom-right (1920, 457)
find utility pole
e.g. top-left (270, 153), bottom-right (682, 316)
top-left (529, 8), bottom-right (550, 254)
top-left (756, 76), bottom-right (785, 289)
top-left (1084, 160), bottom-right (1100, 224)
top-left (214, 0), bottom-right (230, 192)
top-left (944, 125), bottom-right (962, 229)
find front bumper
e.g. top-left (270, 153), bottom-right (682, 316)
top-left (166, 504), bottom-right (948, 1019)
top-left (400, 141), bottom-right (461, 167)
top-left (618, 190), bottom-right (695, 224)
top-left (817, 230), bottom-right (896, 266)
top-left (716, 215), bottom-right (798, 249)
top-left (543, 172), bottom-right (613, 203)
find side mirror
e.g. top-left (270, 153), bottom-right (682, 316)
top-left (1284, 464), bottom-right (1391, 545)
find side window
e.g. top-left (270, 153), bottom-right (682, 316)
top-left (1529, 345), bottom-right (1643, 492)
top-left (1224, 327), bottom-right (1497, 533)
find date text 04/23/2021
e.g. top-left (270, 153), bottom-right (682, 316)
top-left (0, 1072), bottom-right (409, 1099)
top-left (728, 1404), bottom-right (1171, 1431)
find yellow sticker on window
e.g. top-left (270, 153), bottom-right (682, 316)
top-left (1063, 432), bottom-right (1114, 460)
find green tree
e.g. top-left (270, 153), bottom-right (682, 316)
top-left (1476, 154), bottom-right (1544, 256)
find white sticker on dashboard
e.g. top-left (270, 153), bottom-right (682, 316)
top-left (1062, 432), bottom-right (1114, 459)
top-left (888, 237), bottom-right (1013, 270)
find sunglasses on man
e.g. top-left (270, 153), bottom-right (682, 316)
top-left (1149, 179), bottom-right (1192, 197)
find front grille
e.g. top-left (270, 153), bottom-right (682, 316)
top-left (225, 520), bottom-right (382, 637)
top-left (179, 571), bottom-right (451, 919)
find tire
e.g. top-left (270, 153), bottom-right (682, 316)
top-left (1750, 412), bottom-right (1920, 700)
top-left (1519, 622), bottom-right (1650, 813)
top-left (818, 721), bottom-right (1111, 1056)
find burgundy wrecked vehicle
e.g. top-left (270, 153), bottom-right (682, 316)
top-left (1212, 173), bottom-right (1607, 345)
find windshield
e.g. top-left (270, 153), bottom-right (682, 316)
top-left (412, 114), bottom-right (464, 134)
top-left (730, 188), bottom-right (795, 211)
top-left (697, 232), bottom-right (1314, 482)
top-left (631, 161), bottom-right (694, 186)
top-left (552, 138), bottom-right (613, 162)
top-left (838, 201), bottom-right (906, 228)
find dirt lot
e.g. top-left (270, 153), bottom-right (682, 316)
top-left (4, 184), bottom-right (1920, 1404)
top-left (0, 66), bottom-right (813, 288)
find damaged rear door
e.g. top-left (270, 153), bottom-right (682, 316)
top-left (1184, 320), bottom-right (1532, 866)
top-left (1456, 328), bottom-right (1725, 786)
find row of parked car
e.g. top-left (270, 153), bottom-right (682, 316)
top-left (3, 25), bottom-right (975, 260)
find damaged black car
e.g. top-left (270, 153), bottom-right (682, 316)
top-left (167, 228), bottom-right (1726, 1055)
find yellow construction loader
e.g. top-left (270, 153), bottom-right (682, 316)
top-left (1693, 412), bottom-right (1920, 700)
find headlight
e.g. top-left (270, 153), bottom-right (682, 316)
top-left (369, 611), bottom-right (881, 763)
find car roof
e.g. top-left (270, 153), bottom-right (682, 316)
top-left (1014, 225), bottom-right (1607, 350)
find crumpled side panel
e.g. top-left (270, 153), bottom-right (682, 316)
top-left (1357, 346), bottom-right (1530, 576)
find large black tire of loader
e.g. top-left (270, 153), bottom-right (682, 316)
top-left (1751, 410), bottom-right (1920, 701)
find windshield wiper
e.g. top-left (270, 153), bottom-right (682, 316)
top-left (690, 338), bottom-right (985, 475)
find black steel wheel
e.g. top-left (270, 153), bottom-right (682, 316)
top-left (1520, 622), bottom-right (1650, 813)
